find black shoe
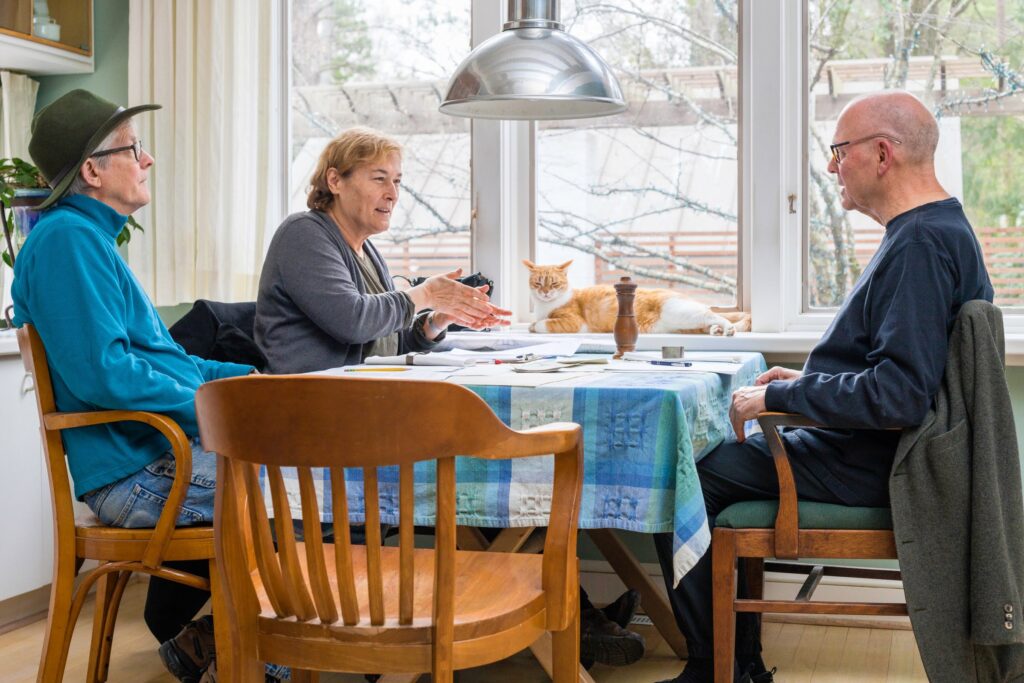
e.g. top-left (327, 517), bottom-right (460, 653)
top-left (159, 615), bottom-right (215, 682)
top-left (580, 606), bottom-right (645, 666)
top-left (656, 657), bottom-right (712, 683)
top-left (739, 662), bottom-right (776, 683)
top-left (601, 589), bottom-right (641, 629)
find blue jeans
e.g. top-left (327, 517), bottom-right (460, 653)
top-left (84, 439), bottom-right (216, 527)
top-left (83, 440), bottom-right (290, 681)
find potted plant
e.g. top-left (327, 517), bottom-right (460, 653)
top-left (0, 157), bottom-right (144, 325)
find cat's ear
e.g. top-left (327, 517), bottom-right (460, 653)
top-left (522, 259), bottom-right (537, 270)
top-left (557, 260), bottom-right (574, 270)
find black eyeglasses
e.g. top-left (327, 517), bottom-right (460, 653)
top-left (829, 134), bottom-right (902, 165)
top-left (90, 139), bottom-right (144, 163)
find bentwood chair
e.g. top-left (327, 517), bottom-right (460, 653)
top-left (711, 412), bottom-right (906, 683)
top-left (18, 324), bottom-right (215, 683)
top-left (195, 375), bottom-right (583, 682)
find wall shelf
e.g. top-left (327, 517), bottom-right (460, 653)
top-left (0, 0), bottom-right (93, 75)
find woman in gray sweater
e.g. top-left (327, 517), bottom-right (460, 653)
top-left (256, 127), bottom-right (508, 374)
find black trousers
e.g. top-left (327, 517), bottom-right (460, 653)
top-left (653, 433), bottom-right (849, 662)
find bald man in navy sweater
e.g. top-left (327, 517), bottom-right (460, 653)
top-left (654, 91), bottom-right (993, 683)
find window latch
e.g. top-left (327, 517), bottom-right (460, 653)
top-left (787, 193), bottom-right (797, 214)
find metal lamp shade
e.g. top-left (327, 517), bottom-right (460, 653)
top-left (440, 27), bottom-right (627, 120)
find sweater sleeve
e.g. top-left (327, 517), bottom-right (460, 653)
top-left (189, 355), bottom-right (253, 381)
top-left (765, 240), bottom-right (953, 428)
top-left (274, 222), bottom-right (417, 344)
top-left (22, 228), bottom-right (205, 434)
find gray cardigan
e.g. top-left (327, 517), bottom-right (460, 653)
top-left (255, 211), bottom-right (440, 374)
top-left (891, 300), bottom-right (1024, 682)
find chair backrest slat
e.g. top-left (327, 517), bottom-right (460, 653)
top-left (399, 463), bottom-right (415, 625)
top-left (267, 466), bottom-right (318, 621)
top-left (241, 462), bottom-right (290, 616)
top-left (329, 468), bottom-right (360, 625)
top-left (297, 466), bottom-right (338, 623)
top-left (432, 457), bottom-right (456, 645)
top-left (362, 466), bottom-right (385, 625)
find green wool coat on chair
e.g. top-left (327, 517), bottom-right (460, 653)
top-left (891, 300), bottom-right (1024, 682)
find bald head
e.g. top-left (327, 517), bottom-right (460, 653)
top-left (840, 91), bottom-right (939, 166)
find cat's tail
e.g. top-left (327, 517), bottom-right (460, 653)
top-left (716, 310), bottom-right (751, 332)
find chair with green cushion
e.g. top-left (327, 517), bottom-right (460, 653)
top-left (711, 412), bottom-right (907, 683)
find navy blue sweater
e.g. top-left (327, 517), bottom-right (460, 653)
top-left (764, 198), bottom-right (992, 506)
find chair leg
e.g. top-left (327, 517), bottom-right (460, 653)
top-left (291, 670), bottom-right (319, 683)
top-left (86, 572), bottom-right (116, 683)
top-left (94, 571), bottom-right (132, 682)
top-left (37, 553), bottom-right (80, 683)
top-left (712, 530), bottom-right (738, 683)
top-left (551, 600), bottom-right (581, 683)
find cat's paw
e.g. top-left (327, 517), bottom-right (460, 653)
top-left (529, 320), bottom-right (545, 333)
top-left (724, 324), bottom-right (736, 337)
top-left (709, 324), bottom-right (724, 336)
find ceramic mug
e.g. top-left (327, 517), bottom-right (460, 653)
top-left (34, 19), bottom-right (60, 42)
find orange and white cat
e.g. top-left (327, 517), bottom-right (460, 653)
top-left (525, 260), bottom-right (750, 336)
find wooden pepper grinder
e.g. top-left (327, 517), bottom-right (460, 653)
top-left (613, 276), bottom-right (639, 359)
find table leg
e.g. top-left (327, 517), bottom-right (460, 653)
top-left (586, 529), bottom-right (688, 660)
top-left (485, 527), bottom-right (535, 553)
top-left (376, 676), bottom-right (421, 683)
top-left (456, 526), bottom-right (489, 551)
top-left (529, 631), bottom-right (597, 683)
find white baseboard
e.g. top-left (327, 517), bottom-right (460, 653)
top-left (580, 559), bottom-right (911, 630)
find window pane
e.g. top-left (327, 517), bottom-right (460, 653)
top-left (807, 1), bottom-right (1024, 308)
top-left (289, 0), bottom-right (471, 282)
top-left (535, 0), bottom-right (740, 306)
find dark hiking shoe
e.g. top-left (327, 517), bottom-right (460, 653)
top-left (159, 615), bottom-right (215, 682)
top-left (739, 663), bottom-right (777, 683)
top-left (601, 589), bottom-right (641, 629)
top-left (579, 606), bottom-right (645, 666)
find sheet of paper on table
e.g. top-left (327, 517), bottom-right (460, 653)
top-left (447, 370), bottom-right (589, 387)
top-left (364, 340), bottom-right (582, 366)
top-left (311, 365), bottom-right (460, 381)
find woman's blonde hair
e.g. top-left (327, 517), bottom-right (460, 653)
top-left (306, 127), bottom-right (403, 211)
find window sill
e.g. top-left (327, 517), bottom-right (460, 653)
top-left (452, 329), bottom-right (1024, 366)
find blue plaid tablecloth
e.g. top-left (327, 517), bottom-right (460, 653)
top-left (280, 352), bottom-right (766, 584)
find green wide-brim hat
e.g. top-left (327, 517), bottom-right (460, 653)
top-left (28, 89), bottom-right (161, 210)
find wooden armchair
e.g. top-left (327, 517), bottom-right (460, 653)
top-left (18, 324), bottom-right (215, 683)
top-left (195, 375), bottom-right (584, 683)
top-left (712, 412), bottom-right (907, 683)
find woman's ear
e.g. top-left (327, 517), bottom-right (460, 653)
top-left (326, 167), bottom-right (345, 194)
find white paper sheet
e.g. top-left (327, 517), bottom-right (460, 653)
top-left (364, 340), bottom-right (582, 366)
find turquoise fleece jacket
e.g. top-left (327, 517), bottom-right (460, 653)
top-left (11, 195), bottom-right (253, 498)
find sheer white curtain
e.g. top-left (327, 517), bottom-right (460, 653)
top-left (127, 0), bottom-right (286, 305)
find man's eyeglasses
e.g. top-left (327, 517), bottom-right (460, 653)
top-left (90, 139), bottom-right (144, 163)
top-left (829, 134), bottom-right (902, 165)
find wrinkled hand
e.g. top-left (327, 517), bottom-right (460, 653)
top-left (409, 269), bottom-right (511, 329)
top-left (755, 366), bottom-right (802, 385)
top-left (729, 385), bottom-right (768, 443)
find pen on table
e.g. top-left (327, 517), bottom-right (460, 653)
top-left (649, 360), bottom-right (692, 367)
top-left (343, 367), bottom-right (410, 372)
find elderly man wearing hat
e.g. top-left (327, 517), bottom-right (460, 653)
top-left (11, 90), bottom-right (281, 682)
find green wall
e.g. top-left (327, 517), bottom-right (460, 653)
top-left (34, 0), bottom-right (129, 111)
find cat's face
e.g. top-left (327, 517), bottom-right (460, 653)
top-left (523, 260), bottom-right (573, 303)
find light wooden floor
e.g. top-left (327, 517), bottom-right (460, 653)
top-left (0, 581), bottom-right (928, 682)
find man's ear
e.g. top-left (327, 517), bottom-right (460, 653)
top-left (876, 140), bottom-right (896, 176)
top-left (78, 159), bottom-right (103, 189)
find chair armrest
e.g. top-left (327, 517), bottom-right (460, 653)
top-left (45, 410), bottom-right (194, 570)
top-left (541, 434), bottom-right (584, 631)
top-left (756, 412), bottom-right (823, 559)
